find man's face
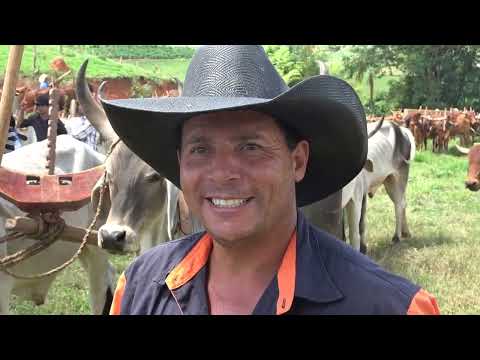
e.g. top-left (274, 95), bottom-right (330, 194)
top-left (35, 104), bottom-right (49, 117)
top-left (179, 110), bottom-right (309, 247)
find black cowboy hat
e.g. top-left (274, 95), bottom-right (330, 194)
top-left (100, 45), bottom-right (367, 207)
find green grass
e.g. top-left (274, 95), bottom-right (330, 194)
top-left (365, 140), bottom-right (480, 314)
top-left (9, 138), bottom-right (480, 315)
top-left (0, 45), bottom-right (169, 80)
top-left (121, 58), bottom-right (191, 81)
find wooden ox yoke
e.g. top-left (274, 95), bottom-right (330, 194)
top-left (0, 165), bottom-right (104, 213)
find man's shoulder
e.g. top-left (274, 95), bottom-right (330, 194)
top-left (23, 113), bottom-right (39, 123)
top-left (306, 224), bottom-right (420, 311)
top-left (125, 232), bottom-right (205, 282)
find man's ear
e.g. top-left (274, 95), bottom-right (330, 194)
top-left (293, 140), bottom-right (310, 182)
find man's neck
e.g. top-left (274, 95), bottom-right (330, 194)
top-left (206, 211), bottom-right (297, 314)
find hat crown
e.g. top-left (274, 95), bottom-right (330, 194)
top-left (183, 45), bottom-right (289, 99)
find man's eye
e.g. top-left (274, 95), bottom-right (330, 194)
top-left (241, 143), bottom-right (260, 151)
top-left (190, 146), bottom-right (208, 154)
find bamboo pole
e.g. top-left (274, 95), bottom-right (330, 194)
top-left (0, 45), bottom-right (24, 164)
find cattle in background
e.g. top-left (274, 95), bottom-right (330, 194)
top-left (50, 57), bottom-right (70, 73)
top-left (0, 135), bottom-right (116, 314)
top-left (427, 116), bottom-right (454, 153)
top-left (342, 120), bottom-right (415, 253)
top-left (77, 60), bottom-right (346, 256)
top-left (456, 143), bottom-right (480, 191)
top-left (450, 112), bottom-right (474, 147)
top-left (404, 111), bottom-right (427, 150)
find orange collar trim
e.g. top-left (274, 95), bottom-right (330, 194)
top-left (165, 230), bottom-right (297, 315)
top-left (276, 231), bottom-right (297, 315)
top-left (165, 233), bottom-right (213, 290)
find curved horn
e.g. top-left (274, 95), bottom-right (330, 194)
top-left (368, 115), bottom-right (384, 138)
top-left (76, 59), bottom-right (117, 145)
top-left (455, 144), bottom-right (471, 155)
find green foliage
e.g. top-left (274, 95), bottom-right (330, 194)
top-left (264, 45), bottom-right (319, 86)
top-left (0, 45), bottom-right (188, 81)
top-left (340, 45), bottom-right (480, 114)
top-left (85, 45), bottom-right (195, 59)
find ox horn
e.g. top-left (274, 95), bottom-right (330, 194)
top-left (455, 144), bottom-right (471, 155)
top-left (76, 59), bottom-right (118, 146)
top-left (368, 115), bottom-right (384, 138)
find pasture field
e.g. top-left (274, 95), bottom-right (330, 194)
top-left (0, 46), bottom-right (163, 80)
top-left (9, 139), bottom-right (480, 315)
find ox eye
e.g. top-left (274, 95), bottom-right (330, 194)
top-left (145, 173), bottom-right (162, 183)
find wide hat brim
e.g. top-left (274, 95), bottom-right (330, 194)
top-left (101, 75), bottom-right (367, 207)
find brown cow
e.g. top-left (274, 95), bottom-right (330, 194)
top-left (403, 112), bottom-right (427, 150)
top-left (428, 117), bottom-right (453, 153)
top-left (456, 144), bottom-right (480, 191)
top-left (90, 78), bottom-right (133, 100)
top-left (50, 57), bottom-right (70, 73)
top-left (450, 112), bottom-right (473, 147)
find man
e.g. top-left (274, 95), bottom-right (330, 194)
top-left (21, 93), bottom-right (67, 141)
top-left (38, 74), bottom-right (50, 89)
top-left (65, 104), bottom-right (99, 151)
top-left (102, 45), bottom-right (439, 315)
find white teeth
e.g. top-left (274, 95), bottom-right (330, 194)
top-left (211, 198), bottom-right (247, 208)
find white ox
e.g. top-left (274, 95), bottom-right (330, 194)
top-left (342, 121), bottom-right (415, 253)
top-left (0, 135), bottom-right (116, 314)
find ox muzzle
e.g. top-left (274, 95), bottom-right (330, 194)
top-left (98, 224), bottom-right (139, 254)
top-left (465, 179), bottom-right (480, 192)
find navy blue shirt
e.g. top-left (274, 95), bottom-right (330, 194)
top-left (22, 113), bottom-right (67, 141)
top-left (110, 211), bottom-right (439, 315)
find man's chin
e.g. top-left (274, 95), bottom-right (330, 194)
top-left (204, 225), bottom-right (255, 247)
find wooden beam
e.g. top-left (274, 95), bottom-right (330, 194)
top-left (0, 45), bottom-right (24, 163)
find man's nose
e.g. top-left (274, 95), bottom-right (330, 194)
top-left (207, 152), bottom-right (241, 181)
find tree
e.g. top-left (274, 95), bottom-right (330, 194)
top-left (341, 45), bottom-right (480, 112)
top-left (264, 45), bottom-right (320, 87)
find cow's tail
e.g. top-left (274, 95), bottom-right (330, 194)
top-left (393, 123), bottom-right (415, 164)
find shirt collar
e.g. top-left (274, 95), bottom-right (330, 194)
top-left (164, 210), bottom-right (344, 314)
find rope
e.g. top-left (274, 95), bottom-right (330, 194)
top-left (0, 232), bottom-right (26, 245)
top-left (0, 138), bottom-right (121, 280)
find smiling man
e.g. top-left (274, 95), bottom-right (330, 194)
top-left (102, 45), bottom-right (440, 315)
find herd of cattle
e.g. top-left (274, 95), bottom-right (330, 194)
top-left (368, 107), bottom-right (480, 153)
top-left (1, 62), bottom-right (479, 314)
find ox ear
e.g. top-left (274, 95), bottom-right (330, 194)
top-left (91, 174), bottom-right (111, 222)
top-left (364, 159), bottom-right (374, 172)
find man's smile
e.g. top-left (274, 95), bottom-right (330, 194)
top-left (205, 197), bottom-right (255, 209)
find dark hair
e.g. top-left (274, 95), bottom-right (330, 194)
top-left (274, 120), bottom-right (303, 151)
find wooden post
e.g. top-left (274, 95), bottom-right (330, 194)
top-left (46, 88), bottom-right (59, 175)
top-left (33, 45), bottom-right (37, 74)
top-left (0, 45), bottom-right (24, 164)
top-left (69, 98), bottom-right (77, 118)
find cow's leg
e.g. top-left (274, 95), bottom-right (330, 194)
top-left (345, 200), bottom-right (361, 252)
top-left (384, 170), bottom-right (410, 242)
top-left (77, 246), bottom-right (116, 315)
top-left (358, 194), bottom-right (368, 254)
top-left (0, 271), bottom-right (13, 314)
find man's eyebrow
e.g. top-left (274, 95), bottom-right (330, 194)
top-left (232, 134), bottom-right (264, 141)
top-left (183, 135), bottom-right (209, 145)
